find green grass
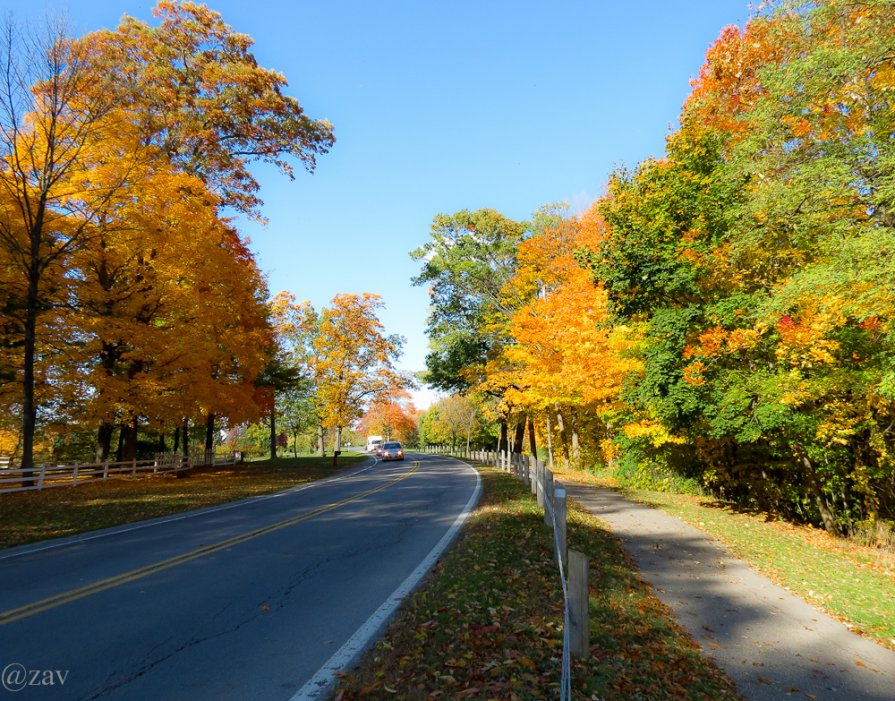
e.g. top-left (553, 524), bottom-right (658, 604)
top-left (0, 453), bottom-right (368, 550)
top-left (556, 467), bottom-right (895, 651)
top-left (333, 465), bottom-right (741, 700)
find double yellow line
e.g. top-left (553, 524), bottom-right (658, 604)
top-left (1, 461), bottom-right (421, 626)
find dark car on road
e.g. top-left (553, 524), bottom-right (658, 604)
top-left (380, 441), bottom-right (404, 461)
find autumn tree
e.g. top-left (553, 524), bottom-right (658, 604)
top-left (436, 395), bottom-right (481, 453)
top-left (575, 0), bottom-right (895, 532)
top-left (360, 392), bottom-right (419, 446)
top-left (311, 293), bottom-right (408, 461)
top-left (80, 1), bottom-right (334, 219)
top-left (263, 291), bottom-right (319, 458)
top-left (411, 209), bottom-right (528, 450)
top-left (0, 16), bottom-right (141, 471)
top-left (67, 2), bottom-right (334, 461)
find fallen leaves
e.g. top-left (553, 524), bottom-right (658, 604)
top-left (333, 466), bottom-right (741, 700)
top-left (0, 455), bottom-right (368, 549)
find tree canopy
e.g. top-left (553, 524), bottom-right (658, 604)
top-left (0, 2), bottom-right (333, 467)
top-left (412, 0), bottom-right (895, 535)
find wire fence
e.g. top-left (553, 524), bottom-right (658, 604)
top-left (422, 445), bottom-right (586, 700)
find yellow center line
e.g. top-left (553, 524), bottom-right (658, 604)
top-left (0, 461), bottom-right (421, 626)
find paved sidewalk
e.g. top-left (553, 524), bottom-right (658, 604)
top-left (563, 482), bottom-right (895, 701)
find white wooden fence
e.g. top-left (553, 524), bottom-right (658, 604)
top-left (422, 445), bottom-right (590, 700)
top-left (0, 452), bottom-right (237, 495)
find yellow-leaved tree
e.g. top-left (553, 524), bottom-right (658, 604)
top-left (311, 293), bottom-right (409, 461)
top-left (503, 207), bottom-right (640, 466)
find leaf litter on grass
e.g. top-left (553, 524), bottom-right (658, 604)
top-left (555, 466), bottom-right (895, 651)
top-left (0, 455), bottom-right (367, 549)
top-left (334, 465), bottom-right (741, 700)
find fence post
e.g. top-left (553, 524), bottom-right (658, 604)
top-left (568, 549), bottom-right (590, 658)
top-left (523, 455), bottom-right (530, 484)
top-left (37, 466), bottom-right (46, 490)
top-left (535, 459), bottom-right (544, 502)
top-left (72, 464), bottom-right (79, 486)
top-left (543, 469), bottom-right (554, 525)
top-left (554, 487), bottom-right (567, 571)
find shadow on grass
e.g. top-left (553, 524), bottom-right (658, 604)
top-left (334, 467), bottom-right (740, 701)
top-left (0, 454), bottom-right (370, 550)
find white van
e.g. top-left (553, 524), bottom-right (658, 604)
top-left (365, 435), bottom-right (383, 453)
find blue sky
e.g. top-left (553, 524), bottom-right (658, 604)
top-left (5, 0), bottom-right (752, 408)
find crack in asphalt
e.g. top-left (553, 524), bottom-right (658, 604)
top-left (83, 602), bottom-right (268, 701)
top-left (85, 518), bottom-right (422, 698)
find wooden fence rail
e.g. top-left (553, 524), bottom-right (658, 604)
top-left (423, 443), bottom-right (591, 697)
top-left (0, 452), bottom-right (237, 495)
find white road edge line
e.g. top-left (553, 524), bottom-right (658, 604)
top-left (0, 458), bottom-right (381, 562)
top-left (290, 457), bottom-right (482, 701)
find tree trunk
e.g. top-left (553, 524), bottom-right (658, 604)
top-left (317, 424), bottom-right (326, 457)
top-left (205, 414), bottom-right (215, 450)
top-left (799, 451), bottom-right (839, 533)
top-left (498, 419), bottom-right (509, 453)
top-left (173, 425), bottom-right (181, 453)
top-left (204, 413), bottom-right (215, 465)
top-left (116, 424), bottom-right (125, 462)
top-left (512, 417), bottom-right (525, 454)
top-left (269, 407), bottom-right (277, 460)
top-left (333, 426), bottom-right (342, 465)
top-left (555, 404), bottom-right (570, 466)
top-left (19, 247), bottom-right (40, 480)
top-left (545, 412), bottom-right (555, 468)
top-left (176, 418), bottom-right (190, 478)
top-left (96, 422), bottom-right (115, 463)
top-left (527, 414), bottom-right (537, 458)
top-left (158, 428), bottom-right (166, 453)
top-left (570, 410), bottom-right (580, 467)
top-left (121, 418), bottom-right (138, 462)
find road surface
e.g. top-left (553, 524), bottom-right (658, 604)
top-left (0, 454), bottom-right (479, 700)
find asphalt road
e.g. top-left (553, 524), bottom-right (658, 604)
top-left (0, 454), bottom-right (480, 701)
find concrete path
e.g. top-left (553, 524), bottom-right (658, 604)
top-left (563, 482), bottom-right (895, 701)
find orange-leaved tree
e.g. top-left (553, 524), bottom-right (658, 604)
top-left (503, 206), bottom-right (640, 466)
top-left (79, 0), bottom-right (334, 219)
top-left (311, 293), bottom-right (409, 461)
top-left (359, 392), bottom-right (419, 446)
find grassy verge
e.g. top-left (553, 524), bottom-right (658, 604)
top-left (333, 465), bottom-right (741, 700)
top-left (0, 453), bottom-right (368, 550)
top-left (555, 467), bottom-right (895, 651)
